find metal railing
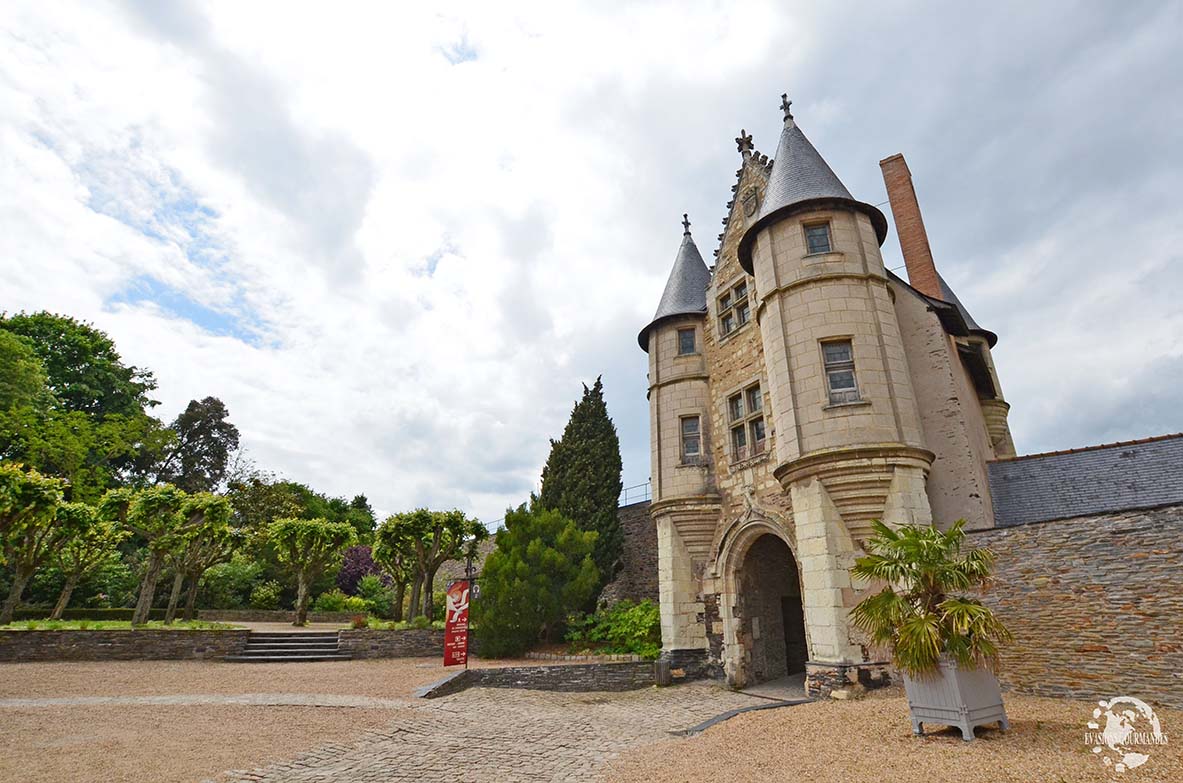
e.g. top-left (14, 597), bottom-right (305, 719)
top-left (619, 481), bottom-right (652, 506)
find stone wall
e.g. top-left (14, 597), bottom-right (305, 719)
top-left (0, 629), bottom-right (249, 662)
top-left (600, 501), bottom-right (658, 605)
top-left (338, 628), bottom-right (443, 658)
top-left (972, 504), bottom-right (1183, 709)
top-left (418, 661), bottom-right (657, 698)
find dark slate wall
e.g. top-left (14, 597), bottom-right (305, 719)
top-left (599, 501), bottom-right (657, 605)
top-left (988, 434), bottom-right (1183, 527)
top-left (971, 504), bottom-right (1183, 709)
top-left (0, 630), bottom-right (250, 661)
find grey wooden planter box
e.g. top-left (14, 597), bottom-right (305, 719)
top-left (902, 658), bottom-right (1009, 741)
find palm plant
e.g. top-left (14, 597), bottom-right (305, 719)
top-left (849, 519), bottom-right (1012, 677)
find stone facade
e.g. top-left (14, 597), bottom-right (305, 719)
top-left (639, 108), bottom-right (1017, 694)
top-left (599, 500), bottom-right (659, 605)
top-left (972, 504), bottom-right (1183, 709)
top-left (0, 629), bottom-right (249, 661)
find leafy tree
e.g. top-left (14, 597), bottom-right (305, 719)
top-left (0, 465), bottom-right (69, 623)
top-left (538, 376), bottom-right (623, 593)
top-left (198, 554), bottom-right (264, 610)
top-left (160, 494), bottom-right (235, 623)
top-left (372, 515), bottom-right (419, 622)
top-left (472, 501), bottom-right (599, 657)
top-left (389, 509), bottom-right (487, 620)
top-left (0, 312), bottom-right (157, 419)
top-left (268, 517), bottom-right (357, 625)
top-left (50, 504), bottom-right (129, 619)
top-left (849, 520), bottom-right (1013, 676)
top-left (336, 545), bottom-right (384, 595)
top-left (0, 330), bottom-right (48, 410)
top-left (152, 397), bottom-right (240, 492)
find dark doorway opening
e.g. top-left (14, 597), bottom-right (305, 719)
top-left (738, 534), bottom-right (807, 684)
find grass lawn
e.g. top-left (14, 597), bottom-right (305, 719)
top-left (0, 619), bottom-right (239, 631)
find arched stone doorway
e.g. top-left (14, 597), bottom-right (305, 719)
top-left (737, 534), bottom-right (808, 684)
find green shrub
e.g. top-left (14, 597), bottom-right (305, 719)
top-left (408, 614), bottom-right (432, 629)
top-left (356, 575), bottom-right (396, 619)
top-left (313, 589), bottom-right (367, 613)
top-left (565, 599), bottom-right (661, 659)
top-left (249, 580), bottom-right (283, 610)
top-left (200, 555), bottom-right (264, 610)
top-left (349, 614), bottom-right (368, 629)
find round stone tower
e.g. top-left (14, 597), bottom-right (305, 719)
top-left (736, 97), bottom-right (935, 673)
top-left (639, 216), bottom-right (721, 675)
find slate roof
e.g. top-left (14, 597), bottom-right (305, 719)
top-left (638, 223), bottom-right (711, 351)
top-left (988, 434), bottom-right (1183, 527)
top-left (938, 273), bottom-right (997, 347)
top-left (738, 114), bottom-right (888, 273)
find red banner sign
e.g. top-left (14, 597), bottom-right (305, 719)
top-left (443, 579), bottom-right (470, 667)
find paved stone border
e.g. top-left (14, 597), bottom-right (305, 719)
top-left (417, 661), bottom-right (657, 698)
top-left (673, 696), bottom-right (814, 736)
top-left (0, 629), bottom-right (249, 662)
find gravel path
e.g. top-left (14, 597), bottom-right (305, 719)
top-left (604, 689), bottom-right (1183, 783)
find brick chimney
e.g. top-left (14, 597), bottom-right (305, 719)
top-left (879, 153), bottom-right (942, 300)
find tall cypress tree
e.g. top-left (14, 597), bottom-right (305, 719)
top-left (538, 376), bottom-right (623, 592)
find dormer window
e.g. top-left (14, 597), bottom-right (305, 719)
top-left (677, 327), bottom-right (697, 355)
top-left (805, 222), bottom-right (832, 255)
top-left (718, 280), bottom-right (752, 337)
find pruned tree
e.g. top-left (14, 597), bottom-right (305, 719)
top-left (268, 517), bottom-right (357, 626)
top-left (162, 493), bottom-right (235, 623)
top-left (0, 465), bottom-right (68, 623)
top-left (394, 509), bottom-right (487, 620)
top-left (50, 504), bottom-right (129, 619)
top-left (99, 484), bottom-right (208, 625)
top-left (472, 501), bottom-right (599, 657)
top-left (538, 376), bottom-right (623, 593)
top-left (372, 515), bottom-right (419, 622)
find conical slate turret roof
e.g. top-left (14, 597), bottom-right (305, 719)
top-left (938, 273), bottom-right (997, 347)
top-left (638, 216), bottom-right (711, 351)
top-left (738, 97), bottom-right (888, 273)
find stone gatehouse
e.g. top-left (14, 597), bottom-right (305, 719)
top-left (635, 94), bottom-right (1183, 700)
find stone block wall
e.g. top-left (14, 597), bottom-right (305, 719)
top-left (0, 630), bottom-right (249, 661)
top-left (972, 504), bottom-right (1183, 709)
top-left (338, 628), bottom-right (444, 658)
top-left (418, 661), bottom-right (656, 698)
top-left (599, 500), bottom-right (658, 605)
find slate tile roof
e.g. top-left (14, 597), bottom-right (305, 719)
top-left (638, 223), bottom-right (711, 351)
top-left (988, 433), bottom-right (1183, 527)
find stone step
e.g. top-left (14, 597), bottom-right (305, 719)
top-left (223, 654), bottom-right (353, 663)
top-left (240, 647), bottom-right (341, 655)
top-left (247, 633), bottom-right (340, 640)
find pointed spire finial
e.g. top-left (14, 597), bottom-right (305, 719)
top-left (735, 128), bottom-right (753, 157)
top-left (682, 213), bottom-right (691, 235)
top-left (781, 93), bottom-right (793, 122)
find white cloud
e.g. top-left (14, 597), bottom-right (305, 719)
top-left (1, 0), bottom-right (1180, 522)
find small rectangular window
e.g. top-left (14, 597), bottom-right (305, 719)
top-left (746, 387), bottom-right (763, 414)
top-left (730, 424), bottom-right (747, 458)
top-left (677, 328), bottom-right (696, 355)
top-left (750, 417), bottom-right (766, 452)
top-left (727, 393), bottom-right (744, 422)
top-left (680, 416), bottom-right (701, 463)
top-left (822, 339), bottom-right (860, 405)
top-left (718, 279), bottom-right (753, 338)
top-left (805, 223), bottom-right (832, 255)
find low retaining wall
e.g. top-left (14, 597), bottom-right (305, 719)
top-left (973, 504), bottom-right (1183, 709)
top-left (338, 628), bottom-right (444, 658)
top-left (419, 661), bottom-right (657, 698)
top-left (0, 629), bottom-right (250, 662)
top-left (197, 610), bottom-right (355, 623)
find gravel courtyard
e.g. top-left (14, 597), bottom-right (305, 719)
top-left (3, 660), bottom-right (1180, 782)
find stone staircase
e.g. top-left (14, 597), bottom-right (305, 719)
top-left (224, 631), bottom-right (351, 663)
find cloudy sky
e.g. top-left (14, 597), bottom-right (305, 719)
top-left (2, 1), bottom-right (1180, 523)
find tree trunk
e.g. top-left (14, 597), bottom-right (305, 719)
top-left (423, 567), bottom-right (439, 621)
top-left (164, 570), bottom-right (185, 624)
top-left (294, 572), bottom-right (310, 626)
top-left (0, 566), bottom-right (32, 625)
top-left (408, 573), bottom-right (423, 619)
top-left (132, 550), bottom-right (165, 626)
top-left (392, 581), bottom-right (406, 622)
top-left (51, 572), bottom-right (82, 620)
top-left (182, 573), bottom-right (200, 622)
